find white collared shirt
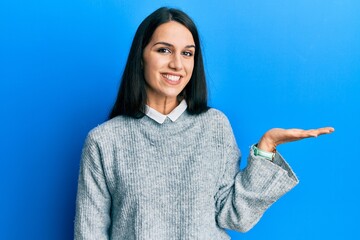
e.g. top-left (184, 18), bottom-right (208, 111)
top-left (144, 99), bottom-right (187, 124)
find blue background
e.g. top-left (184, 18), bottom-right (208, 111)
top-left (1, 0), bottom-right (359, 239)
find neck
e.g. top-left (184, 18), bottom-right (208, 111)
top-left (147, 97), bottom-right (179, 115)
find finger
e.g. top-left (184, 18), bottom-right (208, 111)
top-left (316, 127), bottom-right (335, 135)
top-left (284, 129), bottom-right (313, 139)
top-left (319, 127), bottom-right (335, 133)
top-left (294, 129), bottom-right (321, 138)
top-left (307, 127), bottom-right (335, 138)
top-left (307, 130), bottom-right (319, 137)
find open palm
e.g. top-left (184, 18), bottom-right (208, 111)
top-left (258, 127), bottom-right (335, 152)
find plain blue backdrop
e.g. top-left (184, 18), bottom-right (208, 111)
top-left (1, 0), bottom-right (359, 239)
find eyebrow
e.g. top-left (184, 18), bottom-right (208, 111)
top-left (153, 41), bottom-right (196, 49)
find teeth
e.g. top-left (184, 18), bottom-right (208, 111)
top-left (163, 74), bottom-right (181, 81)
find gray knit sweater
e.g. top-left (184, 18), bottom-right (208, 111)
top-left (74, 108), bottom-right (298, 240)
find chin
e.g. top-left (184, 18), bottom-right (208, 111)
top-left (162, 89), bottom-right (184, 98)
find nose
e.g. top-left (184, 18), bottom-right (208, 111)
top-left (168, 53), bottom-right (183, 70)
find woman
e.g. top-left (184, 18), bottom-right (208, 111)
top-left (74, 7), bottom-right (334, 240)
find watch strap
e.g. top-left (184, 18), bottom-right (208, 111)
top-left (252, 144), bottom-right (275, 161)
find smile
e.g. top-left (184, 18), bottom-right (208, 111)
top-left (162, 74), bottom-right (181, 82)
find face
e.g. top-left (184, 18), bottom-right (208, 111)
top-left (142, 21), bottom-right (195, 107)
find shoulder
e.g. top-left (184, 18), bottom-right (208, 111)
top-left (198, 108), bottom-right (232, 128)
top-left (86, 116), bottom-right (134, 144)
top-left (186, 108), bottom-right (235, 138)
top-left (198, 108), bottom-right (239, 151)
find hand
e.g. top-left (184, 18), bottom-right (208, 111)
top-left (257, 127), bottom-right (335, 152)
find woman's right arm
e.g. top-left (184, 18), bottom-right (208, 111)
top-left (74, 134), bottom-right (111, 240)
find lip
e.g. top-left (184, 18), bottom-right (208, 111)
top-left (161, 73), bottom-right (183, 85)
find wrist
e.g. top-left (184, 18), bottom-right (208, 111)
top-left (257, 135), bottom-right (276, 152)
top-left (252, 144), bottom-right (276, 161)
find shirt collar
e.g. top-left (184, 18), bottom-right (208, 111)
top-left (144, 99), bottom-right (187, 124)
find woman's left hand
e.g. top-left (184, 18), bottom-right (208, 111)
top-left (257, 127), bottom-right (335, 152)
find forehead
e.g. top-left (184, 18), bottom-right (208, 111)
top-left (149, 21), bottom-right (195, 45)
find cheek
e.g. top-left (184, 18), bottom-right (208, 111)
top-left (143, 61), bottom-right (157, 84)
top-left (185, 61), bottom-right (195, 78)
top-left (143, 58), bottom-right (163, 77)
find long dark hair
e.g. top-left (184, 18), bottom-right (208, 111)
top-left (109, 7), bottom-right (208, 119)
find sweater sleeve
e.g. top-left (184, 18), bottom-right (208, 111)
top-left (214, 122), bottom-right (299, 232)
top-left (74, 133), bottom-right (111, 240)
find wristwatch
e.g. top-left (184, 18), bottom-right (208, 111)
top-left (252, 144), bottom-right (275, 162)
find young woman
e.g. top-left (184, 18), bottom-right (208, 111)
top-left (74, 7), bottom-right (334, 240)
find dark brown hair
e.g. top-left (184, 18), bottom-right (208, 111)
top-left (109, 7), bottom-right (208, 119)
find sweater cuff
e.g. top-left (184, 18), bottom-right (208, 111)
top-left (248, 148), bottom-right (299, 194)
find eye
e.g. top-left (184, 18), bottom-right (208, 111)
top-left (182, 51), bottom-right (194, 57)
top-left (157, 48), bottom-right (171, 54)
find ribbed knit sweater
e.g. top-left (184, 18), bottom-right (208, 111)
top-left (74, 108), bottom-right (298, 240)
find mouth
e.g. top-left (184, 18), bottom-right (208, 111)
top-left (162, 73), bottom-right (182, 82)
